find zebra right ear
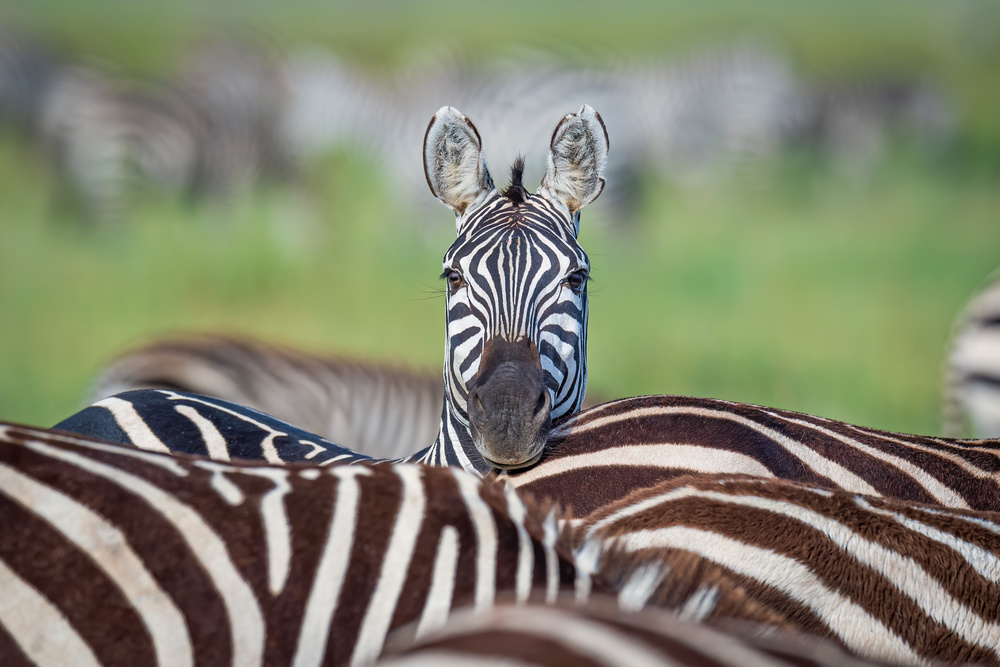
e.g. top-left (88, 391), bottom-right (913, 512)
top-left (423, 106), bottom-right (495, 224)
top-left (538, 105), bottom-right (609, 232)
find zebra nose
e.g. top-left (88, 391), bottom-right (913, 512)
top-left (466, 338), bottom-right (551, 470)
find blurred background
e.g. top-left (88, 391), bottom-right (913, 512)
top-left (1, 0), bottom-right (998, 436)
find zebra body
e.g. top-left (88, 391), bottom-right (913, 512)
top-left (0, 422), bottom-right (584, 666)
top-left (0, 421), bottom-right (807, 666)
top-left (55, 389), bottom-right (371, 465)
top-left (87, 336), bottom-right (443, 459)
top-left (946, 271), bottom-right (1000, 438)
top-left (576, 472), bottom-right (1000, 665)
top-left (380, 601), bottom-right (896, 667)
top-left (506, 394), bottom-right (1000, 515)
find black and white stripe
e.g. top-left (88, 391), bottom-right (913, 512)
top-left (86, 336), bottom-right (443, 459)
top-left (945, 270), bottom-right (1000, 438)
top-left (414, 105), bottom-right (604, 474)
top-left (576, 472), bottom-right (1000, 665)
top-left (507, 394), bottom-right (1000, 516)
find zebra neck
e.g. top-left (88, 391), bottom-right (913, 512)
top-left (413, 397), bottom-right (488, 475)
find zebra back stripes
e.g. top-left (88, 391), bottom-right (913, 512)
top-left (87, 336), bottom-right (443, 459)
top-left (576, 472), bottom-right (1000, 665)
top-left (55, 389), bottom-right (372, 465)
top-left (945, 270), bottom-right (1000, 438)
top-left (380, 601), bottom-right (896, 667)
top-left (0, 422), bottom-right (590, 666)
top-left (505, 394), bottom-right (1000, 516)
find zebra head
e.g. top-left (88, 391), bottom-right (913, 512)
top-left (423, 104), bottom-right (608, 473)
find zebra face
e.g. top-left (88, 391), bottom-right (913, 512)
top-left (425, 105), bottom-right (607, 469)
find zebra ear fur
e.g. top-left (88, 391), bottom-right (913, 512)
top-left (423, 106), bottom-right (495, 221)
top-left (538, 105), bottom-right (609, 225)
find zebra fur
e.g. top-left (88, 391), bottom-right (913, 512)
top-left (945, 270), bottom-right (1000, 438)
top-left (505, 394), bottom-right (1000, 516)
top-left (0, 421), bottom-right (789, 666)
top-left (576, 472), bottom-right (1000, 665)
top-left (0, 422), bottom-right (577, 666)
top-left (379, 601), bottom-right (897, 667)
top-left (87, 336), bottom-right (443, 460)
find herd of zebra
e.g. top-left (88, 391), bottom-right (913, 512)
top-left (0, 25), bottom-right (957, 226)
top-left (4, 100), bottom-right (1000, 666)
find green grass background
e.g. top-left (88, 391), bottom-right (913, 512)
top-left (2, 0), bottom-right (999, 436)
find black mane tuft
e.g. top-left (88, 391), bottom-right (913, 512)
top-left (500, 155), bottom-right (528, 205)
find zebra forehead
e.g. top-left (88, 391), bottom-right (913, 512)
top-left (446, 198), bottom-right (586, 265)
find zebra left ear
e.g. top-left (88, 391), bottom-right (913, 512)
top-left (423, 106), bottom-right (495, 224)
top-left (538, 105), bottom-right (609, 232)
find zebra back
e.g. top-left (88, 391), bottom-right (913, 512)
top-left (379, 600), bottom-right (897, 667)
top-left (945, 270), bottom-right (1000, 438)
top-left (87, 336), bottom-right (443, 459)
top-left (507, 394), bottom-right (1000, 515)
top-left (576, 472), bottom-right (1000, 665)
top-left (0, 422), bottom-right (588, 666)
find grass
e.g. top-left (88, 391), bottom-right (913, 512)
top-left (1, 2), bottom-right (999, 436)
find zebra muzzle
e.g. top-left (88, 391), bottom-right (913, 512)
top-left (466, 337), bottom-right (551, 470)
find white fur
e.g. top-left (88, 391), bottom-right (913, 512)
top-left (423, 106), bottom-right (494, 222)
top-left (538, 104), bottom-right (609, 222)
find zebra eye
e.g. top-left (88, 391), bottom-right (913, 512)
top-left (445, 269), bottom-right (464, 290)
top-left (565, 269), bottom-right (588, 292)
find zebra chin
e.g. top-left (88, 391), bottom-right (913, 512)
top-left (465, 337), bottom-right (553, 470)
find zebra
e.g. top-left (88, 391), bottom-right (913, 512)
top-left (81, 334), bottom-right (607, 459)
top-left (57, 103), bottom-right (609, 477)
top-left (573, 471), bottom-right (1000, 665)
top-left (945, 270), bottom-right (1000, 438)
top-left (23, 34), bottom-right (292, 223)
top-left (6, 422), bottom-right (999, 666)
top-left (503, 393), bottom-right (1000, 516)
top-left (379, 602), bottom-right (896, 667)
top-left (280, 42), bottom-right (801, 229)
top-left (85, 335), bottom-right (444, 460)
top-left (55, 105), bottom-right (1000, 518)
top-left (0, 421), bottom-right (782, 666)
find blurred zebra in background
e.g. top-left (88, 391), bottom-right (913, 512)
top-left (945, 270), bottom-right (1000, 438)
top-left (1, 24), bottom-right (959, 226)
top-left (1, 29), bottom-right (294, 222)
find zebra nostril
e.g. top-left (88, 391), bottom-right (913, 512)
top-left (533, 391), bottom-right (549, 418)
top-left (468, 391), bottom-right (485, 419)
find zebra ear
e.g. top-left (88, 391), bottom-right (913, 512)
top-left (538, 105), bottom-right (609, 225)
top-left (423, 106), bottom-right (495, 221)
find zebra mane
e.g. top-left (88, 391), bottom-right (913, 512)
top-left (500, 155), bottom-right (528, 205)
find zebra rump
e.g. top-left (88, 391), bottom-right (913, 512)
top-left (0, 422), bottom-right (585, 666)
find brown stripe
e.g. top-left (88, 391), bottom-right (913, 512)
top-left (0, 494), bottom-right (158, 666)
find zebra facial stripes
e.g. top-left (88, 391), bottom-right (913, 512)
top-left (421, 105), bottom-right (608, 474)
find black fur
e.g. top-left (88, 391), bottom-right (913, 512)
top-left (501, 155), bottom-right (528, 205)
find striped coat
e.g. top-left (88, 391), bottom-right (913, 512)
top-left (379, 601), bottom-right (896, 667)
top-left (4, 422), bottom-right (777, 666)
top-left (946, 270), bottom-right (1000, 438)
top-left (576, 472), bottom-right (1000, 665)
top-left (506, 394), bottom-right (1000, 515)
top-left (0, 422), bottom-right (581, 666)
top-left (87, 336), bottom-right (443, 459)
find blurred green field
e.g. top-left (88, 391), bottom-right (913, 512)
top-left (2, 1), bottom-right (999, 436)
